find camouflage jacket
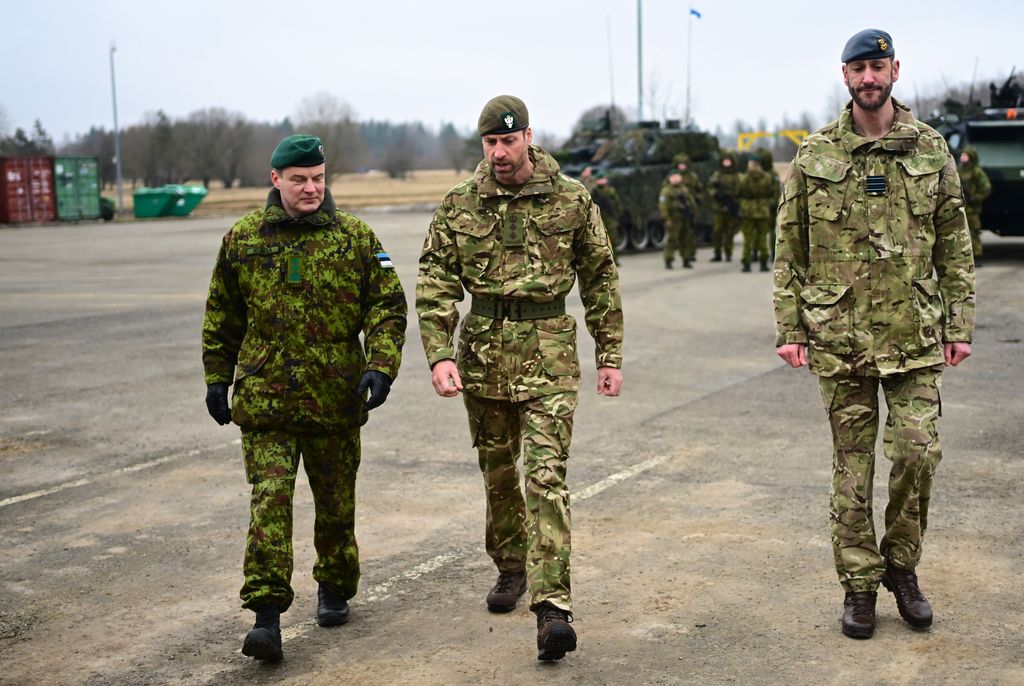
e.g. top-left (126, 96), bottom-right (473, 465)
top-left (416, 145), bottom-right (623, 401)
top-left (202, 188), bottom-right (407, 430)
top-left (590, 183), bottom-right (623, 230)
top-left (708, 169), bottom-right (741, 216)
top-left (773, 99), bottom-right (975, 377)
top-left (738, 167), bottom-right (778, 219)
top-left (958, 162), bottom-right (991, 216)
top-left (658, 181), bottom-right (695, 224)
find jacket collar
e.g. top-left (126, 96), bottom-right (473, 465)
top-left (474, 145), bottom-right (559, 199)
top-left (838, 97), bottom-right (921, 154)
top-left (263, 187), bottom-right (337, 226)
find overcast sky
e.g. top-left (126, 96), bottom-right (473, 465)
top-left (2, 0), bottom-right (1021, 147)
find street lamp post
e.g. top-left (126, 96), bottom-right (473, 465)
top-left (109, 41), bottom-right (124, 217)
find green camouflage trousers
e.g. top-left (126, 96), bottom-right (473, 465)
top-left (712, 211), bottom-right (739, 259)
top-left (740, 216), bottom-right (771, 265)
top-left (663, 218), bottom-right (695, 263)
top-left (966, 210), bottom-right (983, 258)
top-left (818, 366), bottom-right (943, 592)
top-left (464, 391), bottom-right (576, 613)
top-left (239, 429), bottom-right (361, 611)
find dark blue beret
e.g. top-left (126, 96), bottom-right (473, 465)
top-left (841, 29), bottom-right (894, 63)
top-left (271, 134), bottom-right (325, 170)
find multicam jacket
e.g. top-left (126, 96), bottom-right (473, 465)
top-left (773, 99), bottom-right (975, 377)
top-left (202, 188), bottom-right (407, 430)
top-left (416, 145), bottom-right (623, 401)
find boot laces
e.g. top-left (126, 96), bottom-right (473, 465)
top-left (493, 571), bottom-right (521, 594)
top-left (893, 569), bottom-right (926, 602)
top-left (538, 605), bottom-right (573, 626)
top-left (848, 593), bottom-right (874, 611)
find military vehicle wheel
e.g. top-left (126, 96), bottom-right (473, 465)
top-left (628, 221), bottom-right (650, 250)
top-left (613, 226), bottom-right (630, 254)
top-left (648, 218), bottom-right (667, 249)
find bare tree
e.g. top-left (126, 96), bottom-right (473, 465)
top-left (181, 108), bottom-right (252, 188)
top-left (294, 92), bottom-right (366, 178)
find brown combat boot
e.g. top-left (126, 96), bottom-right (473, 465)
top-left (535, 602), bottom-right (576, 661)
top-left (841, 591), bottom-right (876, 639)
top-left (486, 570), bottom-right (527, 613)
top-left (882, 561), bottom-right (933, 629)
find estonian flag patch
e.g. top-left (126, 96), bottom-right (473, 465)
top-left (375, 251), bottom-right (394, 269)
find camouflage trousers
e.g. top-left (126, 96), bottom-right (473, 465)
top-left (818, 366), bottom-right (943, 592)
top-left (966, 210), bottom-right (983, 258)
top-left (740, 216), bottom-right (772, 265)
top-left (712, 211), bottom-right (739, 259)
top-left (663, 218), bottom-right (695, 263)
top-left (464, 391), bottom-right (576, 613)
top-left (239, 429), bottom-right (361, 611)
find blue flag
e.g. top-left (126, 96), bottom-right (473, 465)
top-left (690, 7), bottom-right (701, 18)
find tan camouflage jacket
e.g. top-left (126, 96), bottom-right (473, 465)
top-left (202, 188), bottom-right (407, 430)
top-left (773, 99), bottom-right (975, 377)
top-left (416, 145), bottom-right (623, 401)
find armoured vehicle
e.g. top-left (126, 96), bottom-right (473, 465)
top-left (555, 113), bottom-right (721, 252)
top-left (926, 72), bottom-right (1024, 236)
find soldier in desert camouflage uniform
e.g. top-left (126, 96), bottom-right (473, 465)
top-left (774, 30), bottom-right (975, 640)
top-left (957, 146), bottom-right (991, 266)
top-left (416, 95), bottom-right (623, 662)
top-left (202, 134), bottom-right (407, 661)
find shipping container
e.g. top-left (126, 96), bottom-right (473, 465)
top-left (54, 156), bottom-right (101, 220)
top-left (0, 156), bottom-right (56, 224)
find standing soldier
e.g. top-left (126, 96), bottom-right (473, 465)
top-left (416, 95), bottom-right (624, 662)
top-left (708, 152), bottom-right (741, 262)
top-left (737, 153), bottom-right (776, 272)
top-left (660, 171), bottom-right (697, 269)
top-left (591, 171), bottom-right (623, 263)
top-left (760, 148), bottom-right (782, 263)
top-left (957, 146), bottom-right (991, 266)
top-left (202, 134), bottom-right (407, 661)
top-left (675, 153), bottom-right (705, 265)
top-left (774, 29), bottom-right (975, 640)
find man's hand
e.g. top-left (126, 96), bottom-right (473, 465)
top-left (777, 343), bottom-right (808, 368)
top-left (205, 382), bottom-right (232, 425)
top-left (597, 366), bottom-right (623, 396)
top-left (431, 360), bottom-right (463, 397)
top-left (944, 342), bottom-right (973, 367)
top-left (357, 370), bottom-right (393, 410)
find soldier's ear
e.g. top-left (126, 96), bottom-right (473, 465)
top-left (891, 58), bottom-right (900, 83)
top-left (841, 63), bottom-right (850, 87)
top-left (270, 169), bottom-right (282, 190)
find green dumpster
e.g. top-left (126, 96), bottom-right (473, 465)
top-left (133, 187), bottom-right (182, 218)
top-left (164, 184), bottom-right (208, 216)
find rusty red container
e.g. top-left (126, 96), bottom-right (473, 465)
top-left (0, 156), bottom-right (57, 223)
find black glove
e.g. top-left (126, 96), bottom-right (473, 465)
top-left (357, 370), bottom-right (392, 411)
top-left (205, 382), bottom-right (232, 425)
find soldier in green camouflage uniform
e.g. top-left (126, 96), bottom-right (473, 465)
top-left (738, 154), bottom-right (777, 272)
top-left (660, 172), bottom-right (697, 269)
top-left (760, 149), bottom-right (782, 263)
top-left (774, 30), bottom-right (975, 640)
top-left (416, 95), bottom-right (624, 662)
top-left (202, 134), bottom-right (407, 661)
top-left (708, 152), bottom-right (741, 262)
top-left (957, 146), bottom-right (991, 265)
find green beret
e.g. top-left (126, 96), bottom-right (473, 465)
top-left (271, 134), bottom-right (325, 170)
top-left (478, 95), bottom-right (529, 136)
top-left (841, 29), bottom-right (894, 63)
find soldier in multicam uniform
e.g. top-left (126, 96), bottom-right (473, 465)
top-left (774, 30), bottom-right (975, 640)
top-left (708, 152), bottom-right (741, 262)
top-left (737, 152), bottom-right (777, 272)
top-left (416, 95), bottom-right (624, 662)
top-left (660, 171), bottom-right (697, 269)
top-left (202, 134), bottom-right (407, 661)
top-left (957, 146), bottom-right (991, 266)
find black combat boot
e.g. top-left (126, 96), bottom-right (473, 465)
top-left (711, 252), bottom-right (722, 262)
top-left (726, 253), bottom-right (732, 262)
top-left (881, 561), bottom-right (933, 629)
top-left (683, 259), bottom-right (693, 268)
top-left (316, 583), bottom-right (351, 626)
top-left (242, 605), bottom-right (283, 661)
top-left (741, 262), bottom-right (751, 272)
top-left (759, 260), bottom-right (769, 272)
top-left (486, 570), bottom-right (527, 613)
top-left (535, 602), bottom-right (576, 661)
top-left (841, 591), bottom-right (876, 639)
top-left (665, 259), bottom-right (673, 270)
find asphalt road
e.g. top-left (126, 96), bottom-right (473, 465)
top-left (1, 214), bottom-right (1022, 685)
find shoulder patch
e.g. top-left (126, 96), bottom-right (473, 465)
top-left (375, 251), bottom-right (395, 269)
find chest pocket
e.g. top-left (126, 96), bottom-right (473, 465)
top-left (450, 211), bottom-right (498, 281)
top-left (530, 212), bottom-right (576, 267)
top-left (897, 152), bottom-right (945, 216)
top-left (798, 153), bottom-right (851, 222)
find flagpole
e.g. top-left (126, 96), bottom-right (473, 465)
top-left (685, 8), bottom-right (693, 128)
top-left (637, 0), bottom-right (643, 122)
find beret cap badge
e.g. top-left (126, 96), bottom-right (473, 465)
top-left (503, 113), bottom-right (515, 129)
top-left (877, 37), bottom-right (888, 52)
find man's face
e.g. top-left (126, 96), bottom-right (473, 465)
top-left (843, 58), bottom-right (900, 111)
top-left (960, 151), bottom-right (971, 166)
top-left (722, 158), bottom-right (732, 169)
top-left (271, 163), bottom-right (326, 217)
top-left (482, 129), bottom-right (533, 184)
top-left (668, 173), bottom-right (683, 185)
top-left (677, 162), bottom-right (688, 172)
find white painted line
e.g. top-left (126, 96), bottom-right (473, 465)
top-left (0, 439), bottom-right (242, 509)
top-left (574, 454), bottom-right (670, 501)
